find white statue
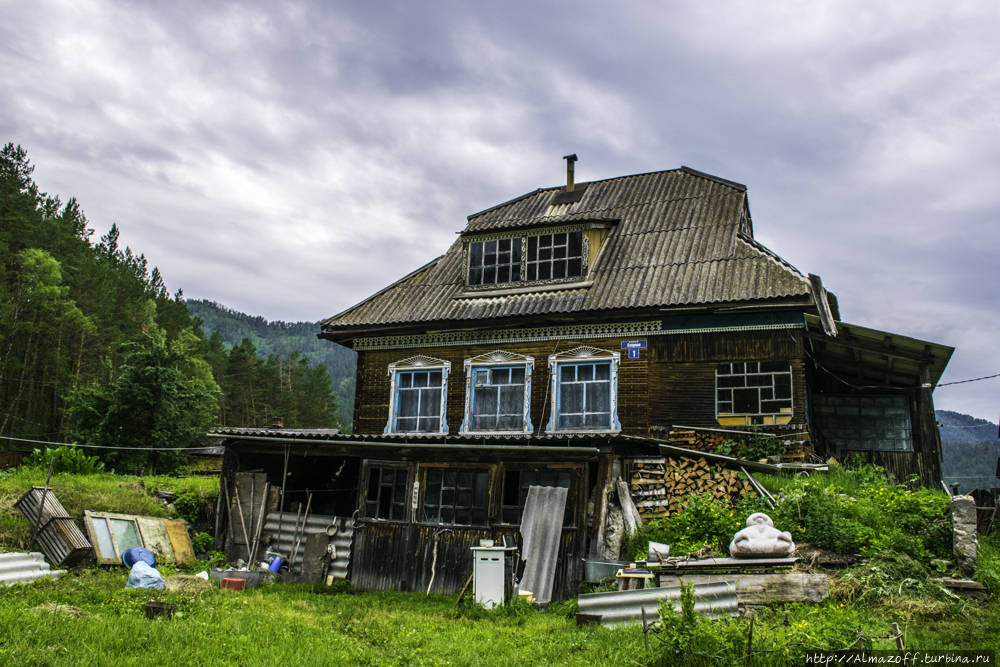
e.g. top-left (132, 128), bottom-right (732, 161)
top-left (729, 513), bottom-right (794, 558)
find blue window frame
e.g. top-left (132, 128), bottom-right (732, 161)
top-left (460, 351), bottom-right (534, 435)
top-left (384, 356), bottom-right (451, 434)
top-left (546, 347), bottom-right (621, 433)
top-left (468, 366), bottom-right (526, 431)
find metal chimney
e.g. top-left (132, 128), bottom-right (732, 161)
top-left (564, 154), bottom-right (578, 192)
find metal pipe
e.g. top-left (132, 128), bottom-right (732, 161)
top-left (289, 493), bottom-right (312, 570)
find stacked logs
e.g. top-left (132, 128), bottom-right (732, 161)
top-left (630, 456), bottom-right (757, 520)
top-left (668, 429), bottom-right (733, 452)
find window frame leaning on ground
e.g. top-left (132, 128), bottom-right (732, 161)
top-left (459, 350), bottom-right (535, 435)
top-left (384, 355), bottom-right (452, 435)
top-left (546, 346), bottom-right (622, 433)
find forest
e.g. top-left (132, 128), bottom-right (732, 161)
top-left (939, 409), bottom-right (1000, 493)
top-left (0, 144), bottom-right (343, 473)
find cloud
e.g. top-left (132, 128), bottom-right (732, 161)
top-left (1, 0), bottom-right (997, 419)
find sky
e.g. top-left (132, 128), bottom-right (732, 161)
top-left (1, 0), bottom-right (998, 421)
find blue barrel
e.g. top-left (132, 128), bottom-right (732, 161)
top-left (268, 557), bottom-right (283, 572)
top-left (122, 547), bottom-right (157, 569)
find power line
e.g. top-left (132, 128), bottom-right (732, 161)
top-left (938, 372), bottom-right (1000, 387)
top-left (2, 435), bottom-right (219, 451)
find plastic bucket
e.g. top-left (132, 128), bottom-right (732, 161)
top-left (122, 547), bottom-right (157, 569)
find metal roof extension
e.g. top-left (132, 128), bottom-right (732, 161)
top-left (802, 314), bottom-right (954, 387)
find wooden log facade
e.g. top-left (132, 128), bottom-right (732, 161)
top-left (214, 164), bottom-right (954, 600)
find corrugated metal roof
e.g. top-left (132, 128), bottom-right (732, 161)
top-left (0, 552), bottom-right (66, 586)
top-left (322, 168), bottom-right (811, 330)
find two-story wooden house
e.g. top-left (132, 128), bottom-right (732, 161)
top-left (213, 161), bottom-right (953, 599)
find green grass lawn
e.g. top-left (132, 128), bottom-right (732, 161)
top-left (2, 569), bottom-right (998, 667)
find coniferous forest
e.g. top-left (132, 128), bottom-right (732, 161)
top-left (0, 144), bottom-right (346, 472)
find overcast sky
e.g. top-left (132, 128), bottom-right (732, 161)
top-left (1, 1), bottom-right (998, 421)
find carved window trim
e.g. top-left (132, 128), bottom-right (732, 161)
top-left (459, 350), bottom-right (535, 436)
top-left (546, 346), bottom-right (621, 434)
top-left (384, 355), bottom-right (451, 435)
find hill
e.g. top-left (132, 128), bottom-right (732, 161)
top-left (938, 409), bottom-right (999, 493)
top-left (187, 300), bottom-right (357, 428)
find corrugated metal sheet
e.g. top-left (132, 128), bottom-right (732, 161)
top-left (0, 552), bottom-right (66, 586)
top-left (321, 169), bottom-right (811, 330)
top-left (262, 512), bottom-right (353, 579)
top-left (577, 581), bottom-right (738, 627)
top-left (518, 486), bottom-right (568, 604)
top-left (14, 487), bottom-right (92, 567)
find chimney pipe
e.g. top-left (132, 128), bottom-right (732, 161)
top-left (563, 154), bottom-right (578, 193)
top-left (272, 416), bottom-right (283, 429)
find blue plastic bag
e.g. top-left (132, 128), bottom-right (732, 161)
top-left (126, 561), bottom-right (164, 590)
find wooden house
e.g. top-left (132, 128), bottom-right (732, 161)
top-left (213, 161), bottom-right (953, 599)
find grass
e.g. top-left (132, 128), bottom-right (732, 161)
top-left (1, 569), bottom-right (997, 667)
top-left (0, 570), bottom-right (642, 667)
top-left (0, 468), bottom-right (218, 552)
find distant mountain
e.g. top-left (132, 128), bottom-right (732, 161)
top-left (937, 410), bottom-right (999, 493)
top-left (187, 299), bottom-right (357, 427)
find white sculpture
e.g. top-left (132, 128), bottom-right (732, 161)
top-left (729, 513), bottom-right (795, 558)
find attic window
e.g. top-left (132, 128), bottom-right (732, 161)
top-left (464, 227), bottom-right (591, 291)
top-left (468, 238), bottom-right (522, 286)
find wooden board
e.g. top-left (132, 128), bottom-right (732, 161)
top-left (657, 573), bottom-right (829, 604)
top-left (165, 519), bottom-right (195, 564)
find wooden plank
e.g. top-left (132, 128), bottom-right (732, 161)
top-left (164, 519), bottom-right (195, 564)
top-left (658, 573), bottom-right (828, 604)
top-left (658, 444), bottom-right (781, 475)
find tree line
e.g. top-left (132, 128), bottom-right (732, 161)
top-left (0, 144), bottom-right (343, 472)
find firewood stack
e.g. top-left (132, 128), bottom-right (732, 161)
top-left (629, 456), bottom-right (757, 520)
top-left (668, 429), bottom-right (735, 452)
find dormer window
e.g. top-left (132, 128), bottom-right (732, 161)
top-left (463, 225), bottom-right (606, 293)
top-left (468, 238), bottom-right (522, 286)
top-left (526, 232), bottom-right (583, 281)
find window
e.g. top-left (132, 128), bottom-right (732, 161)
top-left (384, 356), bottom-right (451, 434)
top-left (460, 351), bottom-right (534, 434)
top-left (813, 395), bottom-right (912, 451)
top-left (363, 466), bottom-right (409, 521)
top-left (716, 361), bottom-right (793, 425)
top-left (500, 467), bottom-right (577, 527)
top-left (88, 515), bottom-right (141, 562)
top-left (421, 468), bottom-right (490, 525)
top-left (546, 346), bottom-right (621, 432)
top-left (464, 228), bottom-right (593, 290)
top-left (468, 238), bottom-right (522, 286)
top-left (526, 232), bottom-right (583, 281)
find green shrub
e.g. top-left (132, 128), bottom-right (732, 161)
top-left (25, 446), bottom-right (104, 475)
top-left (191, 532), bottom-right (214, 553)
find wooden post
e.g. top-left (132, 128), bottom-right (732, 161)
top-left (917, 363), bottom-right (943, 488)
top-left (892, 622), bottom-right (904, 650)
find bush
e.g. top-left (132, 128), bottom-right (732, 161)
top-left (25, 446), bottom-right (104, 475)
top-left (192, 532), bottom-right (214, 553)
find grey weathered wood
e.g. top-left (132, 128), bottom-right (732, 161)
top-left (657, 573), bottom-right (828, 604)
top-left (299, 532), bottom-right (330, 585)
top-left (616, 477), bottom-right (643, 532)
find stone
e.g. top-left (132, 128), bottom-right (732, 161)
top-left (951, 495), bottom-right (977, 577)
top-left (729, 513), bottom-right (795, 558)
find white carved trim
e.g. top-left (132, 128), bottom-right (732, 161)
top-left (548, 345), bottom-right (621, 364)
top-left (463, 350), bottom-right (535, 371)
top-left (388, 355), bottom-right (452, 373)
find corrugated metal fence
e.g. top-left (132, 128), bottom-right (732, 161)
top-left (262, 512), bottom-right (354, 579)
top-left (578, 581), bottom-right (737, 627)
top-left (0, 552), bottom-right (67, 586)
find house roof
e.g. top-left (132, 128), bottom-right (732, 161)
top-left (321, 167), bottom-right (814, 333)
